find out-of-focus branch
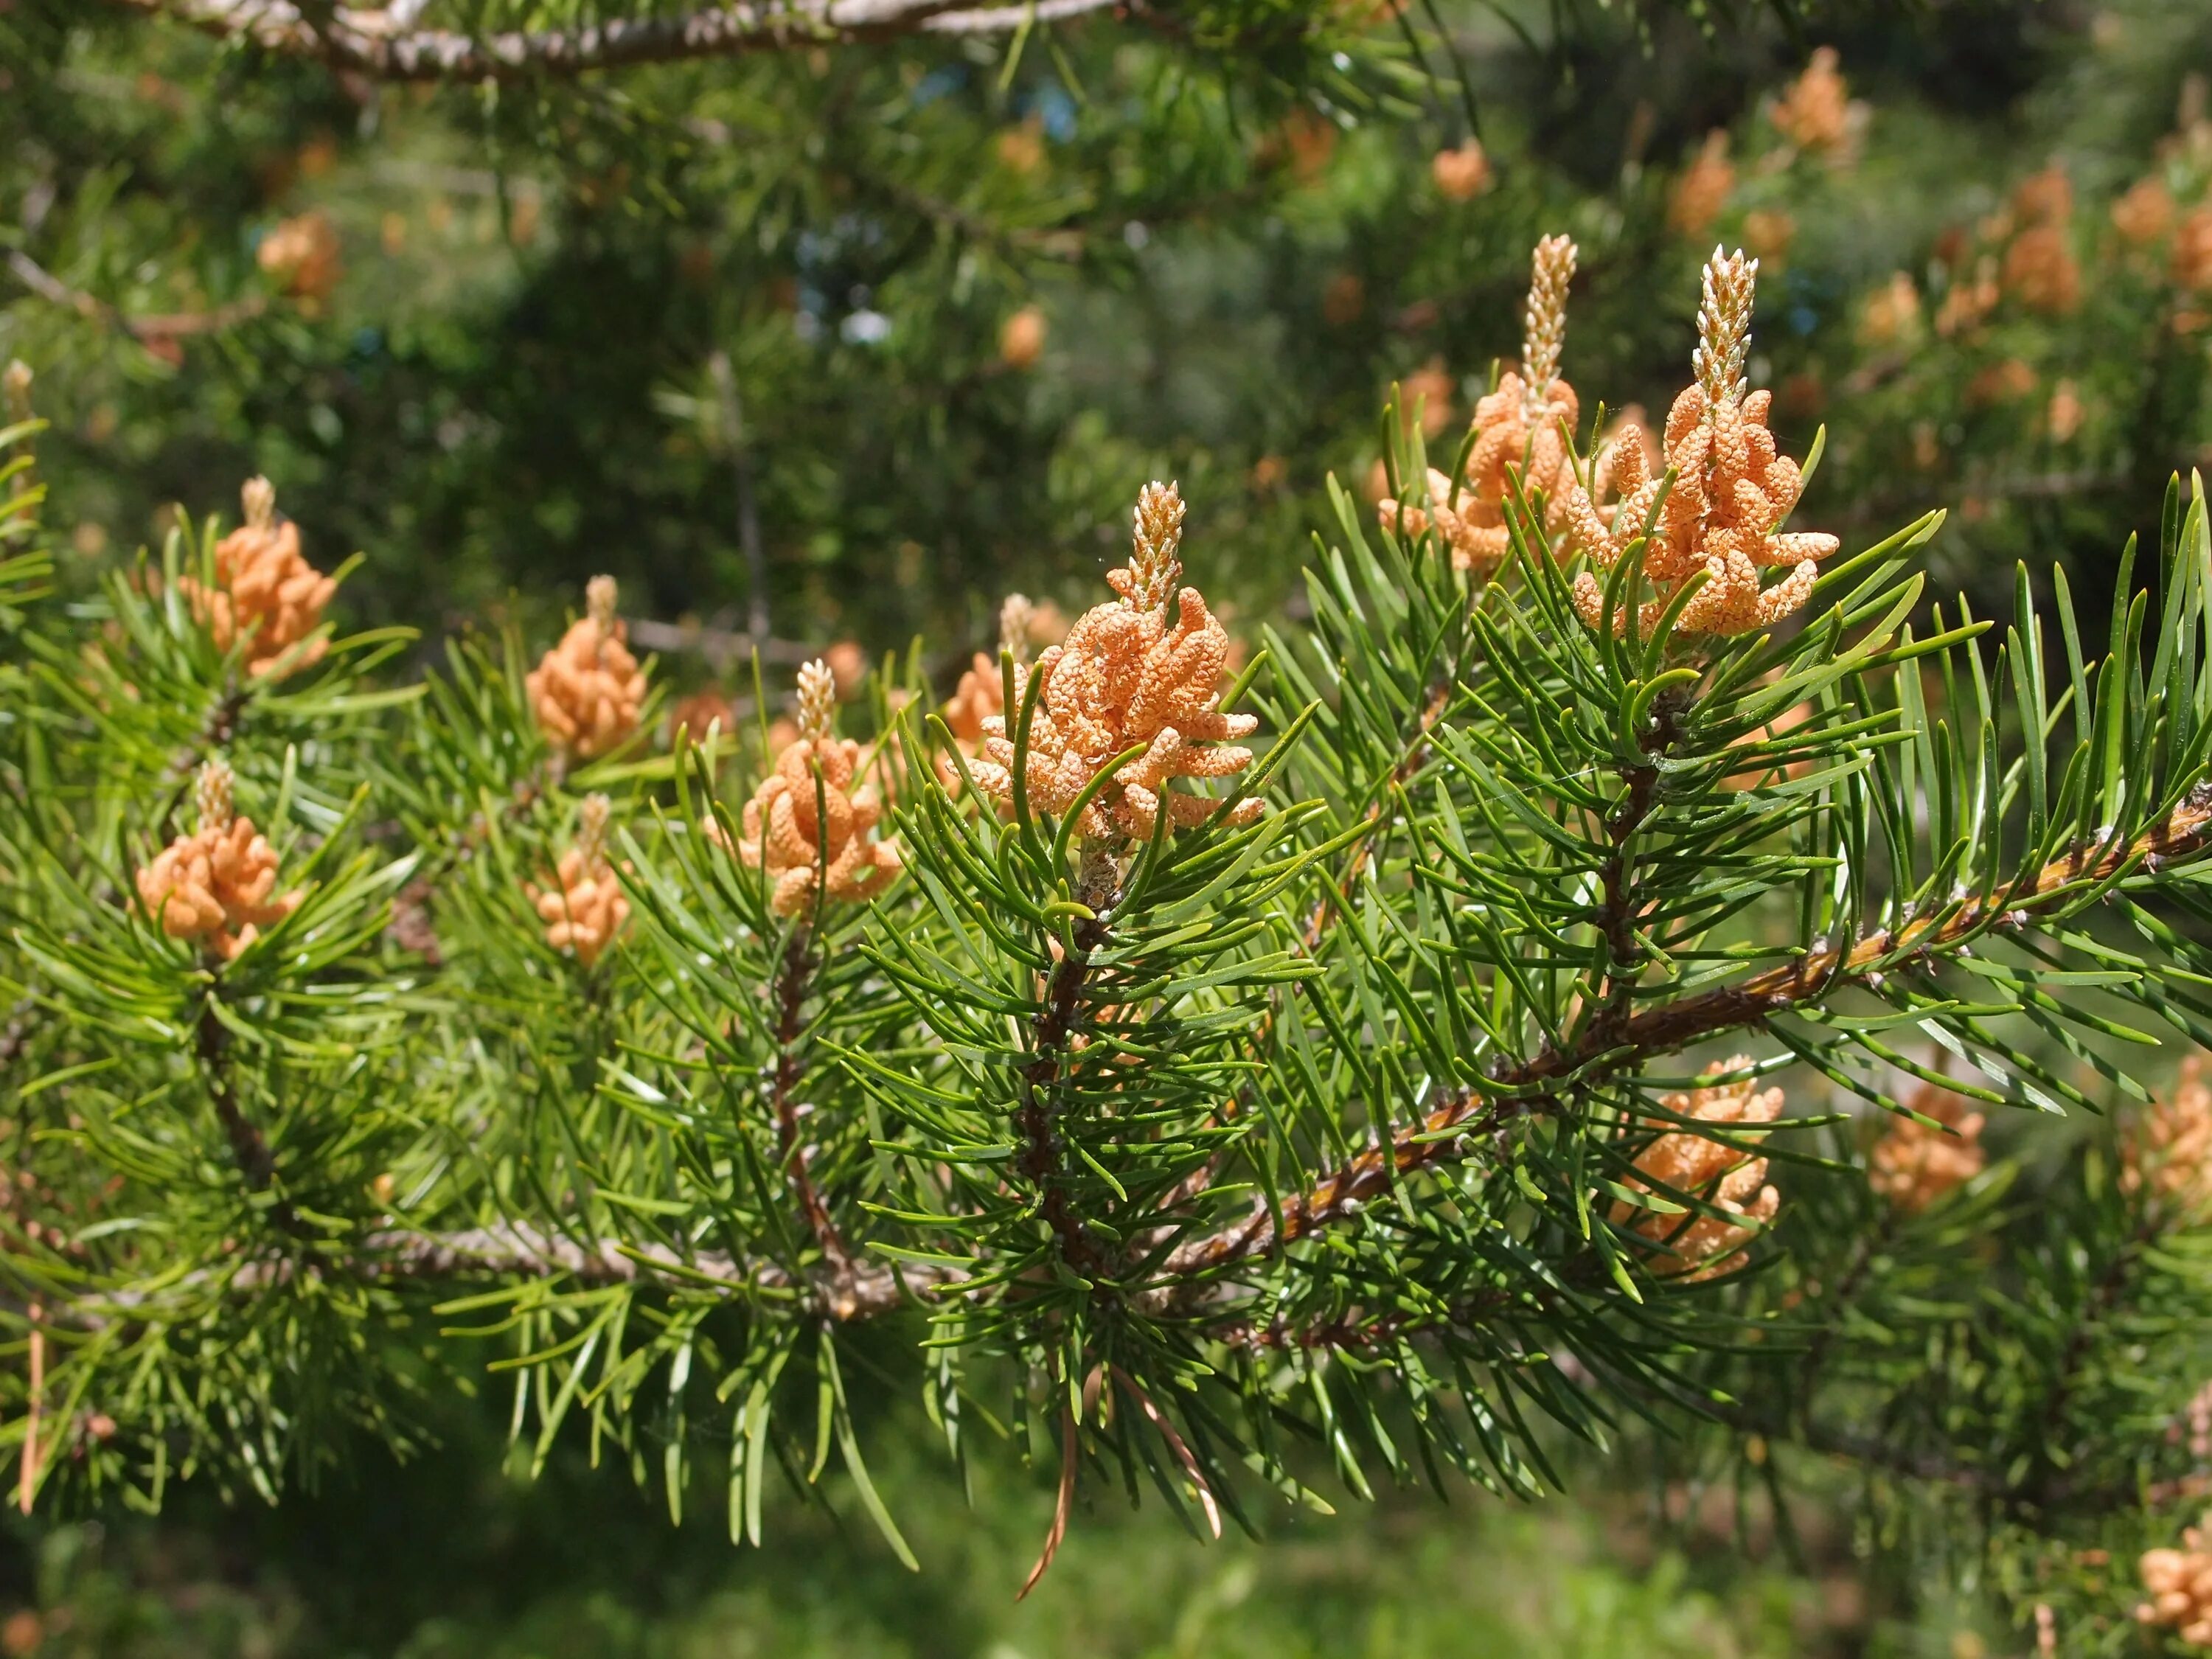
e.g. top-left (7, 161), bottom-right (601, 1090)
top-left (111, 0), bottom-right (1133, 83)
top-left (5, 250), bottom-right (266, 343)
top-left (624, 615), bottom-right (814, 672)
top-left (50, 1222), bottom-right (964, 1326)
top-left (706, 350), bottom-right (770, 643)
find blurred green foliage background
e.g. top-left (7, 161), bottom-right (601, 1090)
top-left (0, 1397), bottom-right (1978, 1658)
top-left (7, 0), bottom-right (2212, 1648)
top-left (9, 0), bottom-right (2212, 667)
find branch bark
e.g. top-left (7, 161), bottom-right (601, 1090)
top-left (768, 925), bottom-right (855, 1286)
top-left (113, 0), bottom-right (1131, 82)
top-left (55, 1220), bottom-right (961, 1328)
top-left (194, 996), bottom-right (309, 1238)
top-left (1014, 885), bottom-right (1113, 1281)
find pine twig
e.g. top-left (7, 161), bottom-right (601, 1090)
top-left (5, 250), bottom-right (266, 343)
top-left (55, 1222), bottom-right (964, 1326)
top-left (1168, 796), bottom-right (2212, 1276)
top-left (1015, 878), bottom-right (1114, 1281)
top-left (769, 925), bottom-right (852, 1277)
top-left (194, 996), bottom-right (308, 1238)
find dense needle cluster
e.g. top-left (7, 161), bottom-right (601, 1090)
top-left (971, 482), bottom-right (1262, 840)
top-left (134, 760), bottom-right (301, 960)
top-left (529, 576), bottom-right (648, 760)
top-left (1611, 1057), bottom-right (1783, 1280)
top-left (20, 167), bottom-right (2212, 1635)
top-left (181, 478), bottom-right (338, 679)
top-left (1559, 248), bottom-right (1840, 636)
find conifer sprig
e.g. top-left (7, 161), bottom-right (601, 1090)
top-left (4, 254), bottom-right (2212, 1638)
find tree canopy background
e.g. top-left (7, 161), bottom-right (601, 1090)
top-left (13, 0), bottom-right (2208, 659)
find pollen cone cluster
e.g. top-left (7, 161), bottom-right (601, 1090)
top-left (740, 660), bottom-right (902, 917)
top-left (2123, 1055), bottom-right (2212, 1217)
top-left (2175, 207), bottom-right (2212, 296)
top-left (181, 478), bottom-right (338, 679)
top-left (2001, 167), bottom-right (2081, 315)
top-left (1559, 248), bottom-right (1840, 636)
top-left (2140, 1518), bottom-right (2212, 1647)
top-left (942, 653), bottom-right (1003, 750)
top-left (1380, 235), bottom-right (1581, 574)
top-left (1610, 1057), bottom-right (1782, 1281)
top-left (257, 211), bottom-right (342, 304)
top-left (2113, 175), bottom-right (2176, 247)
top-left (531, 794), bottom-right (629, 967)
top-left (1670, 131), bottom-right (1735, 240)
top-left (939, 594), bottom-right (1034, 790)
top-left (972, 483), bottom-right (1263, 841)
top-left (1869, 1083), bottom-right (1986, 1212)
top-left (529, 576), bottom-right (647, 759)
top-left (135, 761), bottom-right (301, 960)
top-left (1769, 46), bottom-right (1860, 158)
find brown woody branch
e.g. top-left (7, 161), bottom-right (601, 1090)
top-left (1166, 796), bottom-right (2212, 1279)
top-left (113, 0), bottom-right (1132, 83)
top-left (1014, 875), bottom-right (1114, 1281)
top-left (56, 1221), bottom-right (961, 1328)
top-left (51, 799), bottom-right (2212, 1352)
top-left (194, 997), bottom-right (311, 1239)
top-left (1706, 1399), bottom-right (1995, 1493)
top-left (623, 615), bottom-right (815, 673)
top-left (768, 926), bottom-right (855, 1285)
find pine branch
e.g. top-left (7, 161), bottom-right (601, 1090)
top-left (622, 615), bottom-right (815, 673)
top-left (1164, 671), bottom-right (1456, 1214)
top-left (1170, 795), bottom-right (2212, 1276)
top-left (1704, 1399), bottom-right (1996, 1494)
top-left (193, 995), bottom-right (308, 1239)
top-left (5, 251), bottom-right (266, 343)
top-left (1584, 737), bottom-right (1666, 1046)
top-left (1013, 862), bottom-right (1114, 1282)
top-left (49, 1223), bottom-right (963, 1325)
top-left (768, 925), bottom-right (852, 1276)
top-left (156, 684), bottom-right (250, 843)
top-left (349, 1223), bottom-right (959, 1311)
top-left (111, 0), bottom-right (1133, 82)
